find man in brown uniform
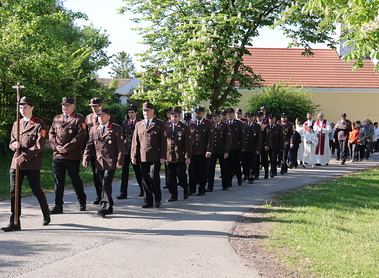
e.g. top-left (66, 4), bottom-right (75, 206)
top-left (189, 106), bottom-right (214, 196)
top-left (266, 114), bottom-right (284, 178)
top-left (335, 113), bottom-right (352, 165)
top-left (165, 107), bottom-right (191, 201)
top-left (85, 97), bottom-right (116, 204)
top-left (131, 102), bottom-right (167, 208)
top-left (278, 113), bottom-right (293, 175)
top-left (207, 110), bottom-right (231, 191)
top-left (2, 97), bottom-right (50, 232)
top-left (242, 112), bottom-right (262, 184)
top-left (83, 108), bottom-right (124, 217)
top-left (256, 111), bottom-right (270, 179)
top-left (49, 97), bottom-right (87, 214)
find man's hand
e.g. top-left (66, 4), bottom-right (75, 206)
top-left (132, 158), bottom-right (137, 165)
top-left (160, 158), bottom-right (165, 164)
top-left (185, 158), bottom-right (191, 165)
top-left (224, 153), bottom-right (229, 159)
top-left (82, 161), bottom-right (88, 168)
top-left (56, 145), bottom-right (68, 154)
top-left (255, 151), bottom-right (260, 155)
top-left (205, 152), bottom-right (211, 159)
top-left (16, 155), bottom-right (25, 165)
top-left (11, 141), bottom-right (20, 149)
top-left (116, 164), bottom-right (122, 169)
top-left (265, 146), bottom-right (269, 151)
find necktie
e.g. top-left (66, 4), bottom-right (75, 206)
top-left (172, 124), bottom-right (176, 131)
top-left (23, 121), bottom-right (28, 128)
top-left (146, 120), bottom-right (150, 128)
top-left (102, 126), bottom-right (106, 135)
top-left (271, 125), bottom-right (273, 129)
top-left (197, 121), bottom-right (200, 126)
top-left (215, 123), bottom-right (218, 129)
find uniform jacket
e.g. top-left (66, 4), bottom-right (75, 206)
top-left (166, 121), bottom-right (192, 163)
top-left (122, 118), bottom-right (141, 156)
top-left (131, 118), bottom-right (167, 162)
top-left (335, 119), bottom-right (352, 141)
top-left (226, 119), bottom-right (246, 151)
top-left (9, 117), bottom-right (47, 170)
top-left (244, 122), bottom-right (262, 153)
top-left (257, 121), bottom-right (270, 150)
top-left (189, 119), bottom-right (214, 155)
top-left (212, 121), bottom-right (232, 155)
top-left (267, 123), bottom-right (284, 151)
top-left (49, 113), bottom-right (87, 160)
top-left (83, 123), bottom-right (125, 170)
top-left (279, 121), bottom-right (294, 146)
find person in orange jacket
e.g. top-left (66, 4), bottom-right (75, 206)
top-left (348, 121), bottom-right (359, 162)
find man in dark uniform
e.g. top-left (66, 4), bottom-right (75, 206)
top-left (165, 107), bottom-right (191, 201)
top-left (131, 102), bottom-right (167, 208)
top-left (242, 112), bottom-right (262, 184)
top-left (49, 97), bottom-right (87, 214)
top-left (2, 97), bottom-right (50, 232)
top-left (235, 108), bottom-right (247, 123)
top-left (278, 113), bottom-right (293, 174)
top-left (189, 106), bottom-right (214, 196)
top-left (183, 112), bottom-right (192, 126)
top-left (225, 108), bottom-right (245, 186)
top-left (256, 111), bottom-right (269, 179)
top-left (83, 108), bottom-right (124, 217)
top-left (207, 110), bottom-right (231, 191)
top-left (85, 97), bottom-right (116, 204)
top-left (118, 104), bottom-right (143, 199)
top-left (266, 114), bottom-right (284, 178)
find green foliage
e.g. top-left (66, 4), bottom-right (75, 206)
top-left (108, 103), bottom-right (128, 125)
top-left (109, 51), bottom-right (136, 79)
top-left (0, 131), bottom-right (12, 156)
top-left (120, 0), bottom-right (332, 111)
top-left (247, 82), bottom-right (320, 122)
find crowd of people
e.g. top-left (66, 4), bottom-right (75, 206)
top-left (2, 96), bottom-right (378, 232)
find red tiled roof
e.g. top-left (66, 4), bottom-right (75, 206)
top-left (243, 48), bottom-right (379, 88)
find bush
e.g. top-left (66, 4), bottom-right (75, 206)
top-left (0, 131), bottom-right (11, 156)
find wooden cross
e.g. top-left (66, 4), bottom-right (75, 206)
top-left (12, 82), bottom-right (25, 101)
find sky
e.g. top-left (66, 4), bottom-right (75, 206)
top-left (63, 0), bottom-right (328, 78)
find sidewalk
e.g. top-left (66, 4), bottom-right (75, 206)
top-left (1, 155), bottom-right (378, 278)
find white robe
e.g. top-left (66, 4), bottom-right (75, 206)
top-left (303, 132), bottom-right (318, 165)
top-left (296, 124), bottom-right (305, 162)
top-left (313, 119), bottom-right (332, 165)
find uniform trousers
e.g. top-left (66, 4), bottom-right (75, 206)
top-left (288, 145), bottom-right (299, 167)
top-left (9, 169), bottom-right (50, 223)
top-left (121, 155), bottom-right (143, 197)
top-left (339, 139), bottom-right (348, 162)
top-left (242, 151), bottom-right (259, 181)
top-left (207, 153), bottom-right (229, 190)
top-left (140, 161), bottom-right (162, 205)
top-left (228, 150), bottom-right (242, 185)
top-left (90, 156), bottom-right (102, 200)
top-left (259, 149), bottom-right (269, 178)
top-left (279, 144), bottom-right (290, 173)
top-left (97, 169), bottom-right (115, 212)
top-left (268, 150), bottom-right (279, 176)
top-left (52, 159), bottom-right (86, 206)
top-left (167, 162), bottom-right (188, 200)
top-left (189, 154), bottom-right (207, 194)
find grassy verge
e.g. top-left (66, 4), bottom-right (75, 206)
top-left (0, 148), bottom-right (124, 199)
top-left (265, 167), bottom-right (379, 278)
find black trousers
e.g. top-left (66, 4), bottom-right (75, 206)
top-left (241, 151), bottom-right (259, 181)
top-left (9, 169), bottom-right (50, 224)
top-left (189, 154), bottom-right (208, 194)
top-left (207, 153), bottom-right (229, 190)
top-left (228, 150), bottom-right (242, 185)
top-left (97, 169), bottom-right (115, 212)
top-left (288, 145), bottom-right (299, 167)
top-left (121, 155), bottom-right (143, 197)
top-left (259, 149), bottom-right (269, 178)
top-left (167, 162), bottom-right (188, 200)
top-left (279, 144), bottom-right (290, 173)
top-left (268, 150), bottom-right (279, 176)
top-left (52, 159), bottom-right (86, 206)
top-left (140, 161), bottom-right (162, 205)
top-left (90, 156), bottom-right (102, 200)
top-left (339, 139), bottom-right (348, 162)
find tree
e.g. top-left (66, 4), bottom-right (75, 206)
top-left (247, 82), bottom-right (320, 123)
top-left (281, 0), bottom-right (379, 71)
top-left (109, 51), bottom-right (136, 78)
top-left (120, 0), bottom-right (334, 111)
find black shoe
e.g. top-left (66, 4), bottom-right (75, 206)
top-left (116, 194), bottom-right (127, 199)
top-left (142, 203), bottom-right (153, 208)
top-left (155, 202), bottom-right (161, 208)
top-left (336, 158), bottom-right (340, 161)
top-left (163, 185), bottom-right (169, 189)
top-left (183, 190), bottom-right (189, 199)
top-left (242, 176), bottom-right (247, 181)
top-left (92, 199), bottom-right (101, 205)
top-left (43, 215), bottom-right (51, 226)
top-left (206, 189), bottom-right (213, 192)
top-left (254, 176), bottom-right (259, 180)
top-left (197, 192), bottom-right (205, 196)
top-left (138, 192), bottom-right (144, 197)
top-left (289, 165), bottom-right (293, 169)
top-left (248, 180), bottom-right (254, 184)
top-left (96, 211), bottom-right (105, 218)
top-left (280, 171), bottom-right (284, 175)
top-left (167, 198), bottom-right (177, 202)
top-left (50, 205), bottom-right (63, 214)
top-left (270, 174), bottom-right (274, 178)
top-left (341, 161), bottom-right (345, 165)
top-left (2, 223), bottom-right (21, 232)
top-left (238, 179), bottom-right (242, 186)
top-left (316, 163), bottom-right (321, 166)
top-left (222, 188), bottom-right (228, 191)
top-left (79, 203), bottom-right (86, 211)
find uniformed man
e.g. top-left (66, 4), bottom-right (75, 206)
top-left (118, 104), bottom-right (143, 199)
top-left (221, 109), bottom-right (227, 122)
top-left (189, 106), bottom-right (214, 196)
top-left (165, 107), bottom-right (191, 201)
top-left (206, 112), bottom-right (213, 120)
top-left (278, 113), bottom-right (293, 174)
top-left (2, 97), bottom-right (50, 232)
top-left (242, 112), bottom-right (262, 184)
top-left (83, 108), bottom-right (124, 217)
top-left (85, 97), bottom-right (116, 204)
top-left (131, 102), bottom-right (167, 208)
top-left (235, 108), bottom-right (247, 123)
top-left (256, 111), bottom-right (270, 179)
top-left (49, 97), bottom-right (87, 214)
top-left (225, 108), bottom-right (245, 186)
top-left (183, 112), bottom-right (192, 126)
top-left (266, 114), bottom-right (284, 178)
top-left (207, 110), bottom-right (231, 191)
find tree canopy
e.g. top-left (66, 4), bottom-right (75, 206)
top-left (109, 51), bottom-right (136, 79)
top-left (120, 0), bottom-right (334, 111)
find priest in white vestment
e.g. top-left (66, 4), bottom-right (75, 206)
top-left (313, 113), bottom-right (332, 165)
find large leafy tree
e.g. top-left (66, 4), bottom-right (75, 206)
top-left (109, 51), bottom-right (136, 78)
top-left (120, 0), bottom-right (334, 111)
top-left (0, 0), bottom-right (111, 131)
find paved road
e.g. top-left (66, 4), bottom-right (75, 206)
top-left (1, 156), bottom-right (378, 278)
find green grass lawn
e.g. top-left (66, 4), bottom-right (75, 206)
top-left (264, 167), bottom-right (379, 278)
top-left (0, 148), bottom-right (124, 199)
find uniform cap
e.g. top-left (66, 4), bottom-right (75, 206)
top-left (61, 97), bottom-right (75, 105)
top-left (142, 102), bottom-right (154, 110)
top-left (221, 109), bottom-right (227, 116)
top-left (256, 111), bottom-right (263, 116)
top-left (97, 107), bottom-right (111, 115)
top-left (212, 110), bottom-right (221, 116)
top-left (184, 112), bottom-right (192, 120)
top-left (170, 107), bottom-right (181, 114)
top-left (225, 107), bottom-right (235, 113)
top-left (194, 106), bottom-right (205, 112)
top-left (128, 104), bottom-right (138, 111)
top-left (260, 106), bottom-right (266, 111)
top-left (236, 108), bottom-right (242, 113)
top-left (206, 113), bottom-right (213, 119)
top-left (341, 113), bottom-right (347, 117)
top-left (89, 97), bottom-right (102, 106)
top-left (281, 113), bottom-right (287, 117)
top-left (268, 114), bottom-right (276, 119)
top-left (246, 112), bottom-right (255, 117)
top-left (19, 96), bottom-right (34, 106)
top-left (166, 107), bottom-right (173, 112)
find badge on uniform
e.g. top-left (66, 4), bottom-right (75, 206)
top-left (68, 129), bottom-right (73, 134)
top-left (82, 123), bottom-right (87, 129)
top-left (108, 140), bottom-right (112, 144)
top-left (40, 130), bottom-right (47, 137)
top-left (178, 136), bottom-right (181, 141)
